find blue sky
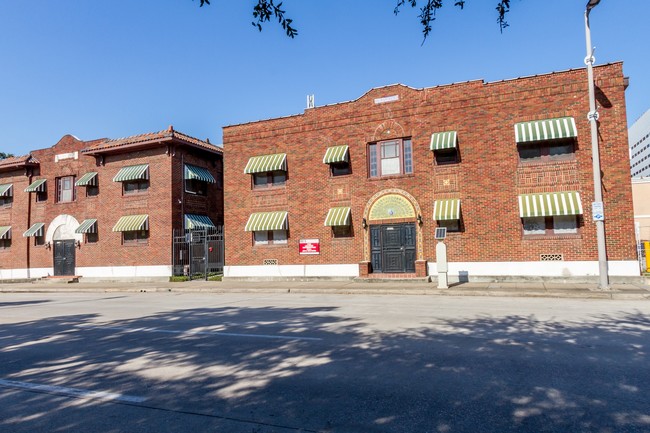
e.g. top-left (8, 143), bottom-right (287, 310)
top-left (1, 0), bottom-right (647, 156)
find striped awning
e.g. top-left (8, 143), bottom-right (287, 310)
top-left (113, 164), bottom-right (149, 182)
top-left (433, 199), bottom-right (461, 220)
top-left (112, 214), bottom-right (149, 232)
top-left (518, 192), bottom-right (583, 217)
top-left (244, 154), bottom-right (287, 174)
top-left (24, 179), bottom-right (46, 192)
top-left (23, 223), bottom-right (44, 237)
top-left (184, 164), bottom-right (216, 183)
top-left (184, 214), bottom-right (216, 229)
top-left (0, 226), bottom-right (10, 240)
top-left (75, 219), bottom-right (97, 234)
top-left (323, 146), bottom-right (349, 164)
top-left (514, 117), bottom-right (577, 143)
top-left (244, 211), bottom-right (288, 231)
top-left (430, 131), bottom-right (458, 151)
top-left (0, 183), bottom-right (12, 196)
top-left (324, 207), bottom-right (351, 226)
top-left (75, 172), bottom-right (98, 186)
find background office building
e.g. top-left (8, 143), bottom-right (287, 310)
top-left (629, 108), bottom-right (650, 177)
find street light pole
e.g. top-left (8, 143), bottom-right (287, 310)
top-left (585, 0), bottom-right (609, 289)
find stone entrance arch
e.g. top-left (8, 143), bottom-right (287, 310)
top-left (361, 189), bottom-right (426, 276)
top-left (46, 214), bottom-right (82, 243)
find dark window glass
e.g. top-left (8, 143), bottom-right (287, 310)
top-left (435, 149), bottom-right (459, 165)
top-left (332, 226), bottom-right (353, 238)
top-left (185, 179), bottom-right (208, 196)
top-left (86, 185), bottom-right (99, 197)
top-left (519, 139), bottom-right (575, 163)
top-left (252, 171), bottom-right (286, 189)
top-left (36, 191), bottom-right (47, 202)
top-left (123, 230), bottom-right (149, 244)
top-left (34, 235), bottom-right (45, 246)
top-left (123, 180), bottom-right (149, 194)
top-left (331, 162), bottom-right (351, 176)
top-left (0, 239), bottom-right (10, 249)
top-left (0, 196), bottom-right (12, 208)
top-left (86, 232), bottom-right (99, 243)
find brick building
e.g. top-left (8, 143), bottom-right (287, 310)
top-left (0, 127), bottom-right (223, 280)
top-left (222, 63), bottom-right (638, 280)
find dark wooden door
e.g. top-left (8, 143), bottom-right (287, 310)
top-left (54, 240), bottom-right (75, 276)
top-left (370, 223), bottom-right (416, 273)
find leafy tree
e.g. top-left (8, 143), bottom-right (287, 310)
top-left (195, 0), bottom-right (512, 40)
top-left (0, 152), bottom-right (14, 160)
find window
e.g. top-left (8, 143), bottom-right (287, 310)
top-left (0, 196), bottom-right (12, 208)
top-left (438, 219), bottom-right (460, 233)
top-left (331, 162), bottom-right (351, 176)
top-left (368, 139), bottom-right (413, 178)
top-left (87, 185), bottom-right (99, 197)
top-left (332, 225), bottom-right (353, 238)
top-left (522, 215), bottom-right (579, 236)
top-left (185, 178), bottom-right (208, 196)
top-left (123, 180), bottom-right (149, 194)
top-left (36, 191), bottom-right (47, 202)
top-left (518, 139), bottom-right (575, 163)
top-left (123, 230), bottom-right (149, 244)
top-left (434, 148), bottom-right (459, 165)
top-left (34, 235), bottom-right (45, 246)
top-left (86, 232), bottom-right (99, 243)
top-left (253, 230), bottom-right (288, 245)
top-left (0, 239), bottom-right (10, 249)
top-left (56, 176), bottom-right (76, 203)
top-left (253, 171), bottom-right (286, 189)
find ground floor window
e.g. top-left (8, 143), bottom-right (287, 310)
top-left (523, 215), bottom-right (578, 236)
top-left (254, 230), bottom-right (288, 245)
top-left (123, 230), bottom-right (149, 244)
top-left (0, 239), bottom-right (10, 249)
top-left (86, 232), bottom-right (99, 244)
top-left (438, 219), bottom-right (460, 232)
top-left (332, 225), bottom-right (353, 238)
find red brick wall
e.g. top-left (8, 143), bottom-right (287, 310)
top-left (223, 63), bottom-right (636, 268)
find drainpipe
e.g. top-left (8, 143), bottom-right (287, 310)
top-left (25, 169), bottom-right (32, 279)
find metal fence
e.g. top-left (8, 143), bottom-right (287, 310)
top-left (172, 227), bottom-right (224, 279)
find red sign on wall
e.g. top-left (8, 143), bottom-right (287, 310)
top-left (299, 239), bottom-right (320, 255)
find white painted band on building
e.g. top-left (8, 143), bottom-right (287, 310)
top-left (0, 265), bottom-right (172, 280)
top-left (427, 260), bottom-right (640, 277)
top-left (224, 264), bottom-right (359, 278)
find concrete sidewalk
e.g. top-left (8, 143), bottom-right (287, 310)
top-left (1, 278), bottom-right (650, 300)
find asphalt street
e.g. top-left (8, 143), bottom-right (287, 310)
top-left (0, 292), bottom-right (649, 432)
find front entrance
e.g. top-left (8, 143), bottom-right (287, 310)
top-left (53, 240), bottom-right (76, 276)
top-left (370, 223), bottom-right (416, 273)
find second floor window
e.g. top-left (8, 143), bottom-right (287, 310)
top-left (56, 176), bottom-right (76, 203)
top-left (124, 180), bottom-right (149, 194)
top-left (253, 171), bottom-right (286, 189)
top-left (368, 139), bottom-right (413, 178)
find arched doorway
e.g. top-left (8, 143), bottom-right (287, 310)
top-left (46, 215), bottom-right (82, 276)
top-left (363, 190), bottom-right (423, 274)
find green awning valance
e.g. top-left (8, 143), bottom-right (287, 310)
top-left (244, 154), bottom-right (287, 174)
top-left (430, 131), bottom-right (457, 151)
top-left (24, 179), bottom-right (46, 192)
top-left (0, 183), bottom-right (12, 196)
top-left (433, 199), bottom-right (461, 220)
top-left (244, 211), bottom-right (288, 231)
top-left (324, 207), bottom-right (351, 226)
top-left (184, 214), bottom-right (216, 230)
top-left (184, 164), bottom-right (216, 183)
top-left (113, 164), bottom-right (149, 182)
top-left (514, 117), bottom-right (577, 143)
top-left (75, 219), bottom-right (98, 234)
top-left (75, 172), bottom-right (98, 186)
top-left (518, 192), bottom-right (583, 217)
top-left (23, 223), bottom-right (44, 237)
top-left (0, 226), bottom-right (11, 239)
top-left (112, 214), bottom-right (149, 232)
top-left (323, 146), bottom-right (349, 164)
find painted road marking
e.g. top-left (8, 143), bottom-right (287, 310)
top-left (79, 325), bottom-right (323, 341)
top-left (0, 379), bottom-right (147, 403)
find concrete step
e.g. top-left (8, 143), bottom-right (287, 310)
top-left (37, 276), bottom-right (80, 284)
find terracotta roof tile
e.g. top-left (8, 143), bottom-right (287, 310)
top-left (0, 154), bottom-right (38, 170)
top-left (82, 128), bottom-right (221, 155)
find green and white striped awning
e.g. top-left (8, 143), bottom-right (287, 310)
top-left (244, 154), bottom-right (287, 174)
top-left (324, 207), bottom-right (351, 226)
top-left (184, 214), bottom-right (216, 230)
top-left (24, 179), bottom-right (46, 192)
top-left (112, 214), bottom-right (149, 232)
top-left (244, 211), bottom-right (288, 232)
top-left (113, 164), bottom-right (149, 182)
top-left (323, 146), bottom-right (349, 164)
top-left (430, 131), bottom-right (458, 151)
top-left (514, 117), bottom-right (577, 143)
top-left (0, 226), bottom-right (11, 239)
top-left (75, 219), bottom-right (97, 234)
top-left (0, 183), bottom-right (12, 196)
top-left (75, 172), bottom-right (98, 186)
top-left (433, 199), bottom-right (461, 220)
top-left (23, 223), bottom-right (44, 237)
top-left (518, 192), bottom-right (583, 217)
top-left (184, 164), bottom-right (216, 183)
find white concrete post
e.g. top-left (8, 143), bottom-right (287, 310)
top-left (436, 241), bottom-right (448, 289)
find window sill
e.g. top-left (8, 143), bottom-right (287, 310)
top-left (368, 173), bottom-right (415, 181)
top-left (252, 185), bottom-right (286, 192)
top-left (123, 191), bottom-right (149, 197)
top-left (522, 234), bottom-right (581, 240)
top-left (253, 243), bottom-right (289, 248)
top-left (518, 158), bottom-right (576, 167)
top-left (122, 242), bottom-right (149, 247)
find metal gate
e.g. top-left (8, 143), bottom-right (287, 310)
top-left (172, 226), bottom-right (224, 279)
